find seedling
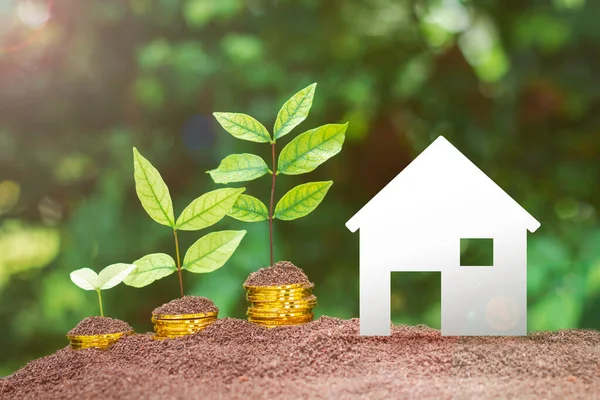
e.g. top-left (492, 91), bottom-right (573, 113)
top-left (70, 264), bottom-right (136, 316)
top-left (124, 148), bottom-right (246, 297)
top-left (209, 83), bottom-right (348, 265)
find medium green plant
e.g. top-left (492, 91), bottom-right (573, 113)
top-left (124, 148), bottom-right (246, 297)
top-left (209, 83), bottom-right (348, 265)
top-left (70, 264), bottom-right (136, 317)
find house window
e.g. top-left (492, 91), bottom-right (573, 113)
top-left (460, 238), bottom-right (494, 266)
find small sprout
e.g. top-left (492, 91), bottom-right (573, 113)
top-left (209, 83), bottom-right (347, 265)
top-left (125, 148), bottom-right (246, 297)
top-left (70, 264), bottom-right (136, 317)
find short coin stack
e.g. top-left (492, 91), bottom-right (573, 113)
top-left (67, 316), bottom-right (134, 350)
top-left (244, 283), bottom-right (317, 327)
top-left (68, 331), bottom-right (132, 350)
top-left (152, 312), bottom-right (218, 339)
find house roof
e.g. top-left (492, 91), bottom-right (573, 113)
top-left (345, 136), bottom-right (541, 233)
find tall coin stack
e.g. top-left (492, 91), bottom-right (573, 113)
top-left (244, 283), bottom-right (317, 327)
top-left (151, 312), bottom-right (218, 339)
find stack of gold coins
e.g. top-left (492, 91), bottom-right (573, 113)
top-left (67, 331), bottom-right (133, 350)
top-left (151, 312), bottom-right (218, 339)
top-left (244, 283), bottom-right (317, 327)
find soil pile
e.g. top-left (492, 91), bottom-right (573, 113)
top-left (2, 318), bottom-right (600, 399)
top-left (67, 317), bottom-right (133, 336)
top-left (153, 296), bottom-right (218, 315)
top-left (244, 261), bottom-right (312, 286)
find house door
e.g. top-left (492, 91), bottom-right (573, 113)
top-left (391, 272), bottom-right (441, 329)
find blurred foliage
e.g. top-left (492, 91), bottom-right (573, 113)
top-left (1, 0), bottom-right (600, 375)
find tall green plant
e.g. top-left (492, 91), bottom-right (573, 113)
top-left (209, 83), bottom-right (348, 265)
top-left (124, 148), bottom-right (246, 297)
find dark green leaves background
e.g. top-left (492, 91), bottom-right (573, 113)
top-left (1, 0), bottom-right (600, 375)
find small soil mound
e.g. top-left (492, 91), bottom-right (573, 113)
top-left (244, 261), bottom-right (312, 286)
top-left (67, 316), bottom-right (132, 336)
top-left (153, 296), bottom-right (218, 316)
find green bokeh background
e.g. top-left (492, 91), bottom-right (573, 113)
top-left (1, 0), bottom-right (599, 375)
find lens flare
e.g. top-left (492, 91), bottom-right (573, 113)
top-left (485, 296), bottom-right (520, 331)
top-left (0, 0), bottom-right (53, 53)
top-left (17, 0), bottom-right (49, 28)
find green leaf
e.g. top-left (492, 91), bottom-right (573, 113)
top-left (228, 194), bottom-right (269, 222)
top-left (175, 188), bottom-right (245, 231)
top-left (183, 230), bottom-right (246, 273)
top-left (277, 123), bottom-right (348, 175)
top-left (207, 154), bottom-right (270, 184)
top-left (70, 268), bottom-right (99, 291)
top-left (98, 263), bottom-right (136, 290)
top-left (213, 112), bottom-right (271, 143)
top-left (133, 148), bottom-right (175, 227)
top-left (273, 83), bottom-right (317, 140)
top-left (275, 181), bottom-right (333, 221)
top-left (123, 253), bottom-right (177, 288)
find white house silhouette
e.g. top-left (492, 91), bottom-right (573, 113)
top-left (346, 136), bottom-right (540, 336)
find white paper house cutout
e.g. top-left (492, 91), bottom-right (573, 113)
top-left (346, 136), bottom-right (540, 336)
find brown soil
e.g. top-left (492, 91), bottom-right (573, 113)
top-left (152, 296), bottom-right (218, 316)
top-left (67, 316), bottom-right (133, 336)
top-left (244, 261), bottom-right (312, 286)
top-left (2, 317), bottom-right (599, 399)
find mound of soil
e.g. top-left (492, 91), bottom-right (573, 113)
top-left (153, 296), bottom-right (218, 316)
top-left (3, 318), bottom-right (599, 399)
top-left (244, 261), bottom-right (312, 286)
top-left (67, 317), bottom-right (133, 336)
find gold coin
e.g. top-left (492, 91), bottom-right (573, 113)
top-left (247, 307), bottom-right (314, 317)
top-left (246, 287), bottom-right (313, 298)
top-left (244, 283), bottom-right (314, 291)
top-left (248, 315), bottom-right (313, 323)
top-left (151, 313), bottom-right (218, 339)
top-left (246, 295), bottom-right (313, 302)
top-left (152, 317), bottom-right (216, 325)
top-left (248, 298), bottom-right (317, 309)
top-left (244, 283), bottom-right (316, 327)
top-left (248, 315), bottom-right (314, 327)
top-left (246, 289), bottom-right (311, 294)
top-left (67, 331), bottom-right (133, 350)
top-left (151, 311), bottom-right (218, 320)
top-left (246, 291), bottom-right (313, 303)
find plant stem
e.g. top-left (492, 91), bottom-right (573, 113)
top-left (268, 142), bottom-right (277, 266)
top-left (96, 290), bottom-right (104, 317)
top-left (173, 229), bottom-right (184, 297)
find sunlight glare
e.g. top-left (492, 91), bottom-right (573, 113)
top-left (17, 0), bottom-right (49, 28)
